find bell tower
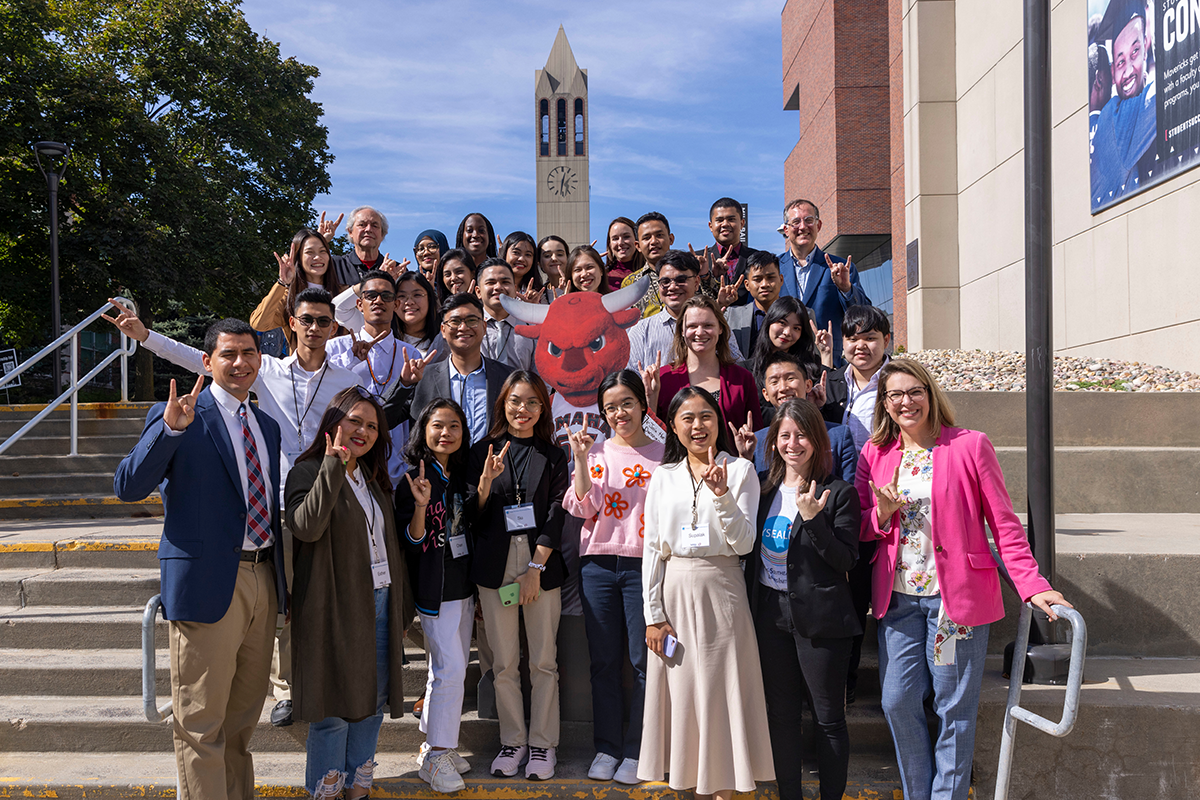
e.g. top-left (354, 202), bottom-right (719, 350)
top-left (535, 26), bottom-right (589, 248)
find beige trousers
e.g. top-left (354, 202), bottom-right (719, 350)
top-left (477, 534), bottom-right (561, 748)
top-left (269, 526), bottom-right (294, 702)
top-left (170, 560), bottom-right (277, 800)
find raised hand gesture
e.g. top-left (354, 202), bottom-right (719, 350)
top-left (727, 411), bottom-right (757, 460)
top-left (687, 244), bottom-right (711, 275)
top-left (795, 478), bottom-right (831, 522)
top-left (163, 375), bottom-right (204, 432)
top-left (808, 369), bottom-right (828, 407)
top-left (273, 251), bottom-right (295, 284)
top-left (827, 253), bottom-right (853, 293)
top-left (404, 460), bottom-right (432, 507)
top-left (716, 274), bottom-right (745, 310)
top-left (812, 318), bottom-right (834, 365)
top-left (713, 242), bottom-right (737, 277)
top-left (567, 427), bottom-right (595, 464)
top-left (317, 211), bottom-right (344, 242)
top-left (638, 350), bottom-right (662, 413)
top-left (701, 447), bottom-right (729, 497)
top-left (399, 348), bottom-right (437, 387)
top-left (869, 465), bottom-right (905, 527)
top-left (476, 441), bottom-right (510, 507)
top-left (101, 298), bottom-right (150, 342)
top-left (518, 285), bottom-right (546, 304)
top-left (351, 328), bottom-right (391, 362)
top-left (325, 427), bottom-right (350, 465)
top-left (381, 253), bottom-right (410, 278)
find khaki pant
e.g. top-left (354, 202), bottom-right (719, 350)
top-left (269, 526), bottom-right (294, 701)
top-left (170, 560), bottom-right (277, 800)
top-left (477, 534), bottom-right (561, 748)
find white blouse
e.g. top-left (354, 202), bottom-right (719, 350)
top-left (641, 452), bottom-right (760, 625)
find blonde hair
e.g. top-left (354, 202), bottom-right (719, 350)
top-left (870, 358), bottom-right (955, 446)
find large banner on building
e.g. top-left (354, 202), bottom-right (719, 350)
top-left (1088, 0), bottom-right (1200, 212)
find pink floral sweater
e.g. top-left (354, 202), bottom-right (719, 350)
top-left (563, 439), bottom-right (665, 558)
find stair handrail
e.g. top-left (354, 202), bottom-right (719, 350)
top-left (142, 594), bottom-right (173, 722)
top-left (993, 602), bottom-right (1087, 799)
top-left (0, 297), bottom-right (138, 458)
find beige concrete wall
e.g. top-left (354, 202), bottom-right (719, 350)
top-left (905, 0), bottom-right (1200, 371)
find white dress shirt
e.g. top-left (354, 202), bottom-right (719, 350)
top-left (164, 381), bottom-right (273, 550)
top-left (142, 331), bottom-right (362, 501)
top-left (842, 356), bottom-right (889, 453)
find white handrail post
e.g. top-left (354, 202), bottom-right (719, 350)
top-left (120, 331), bottom-right (130, 403)
top-left (69, 332), bottom-right (79, 456)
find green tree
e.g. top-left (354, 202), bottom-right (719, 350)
top-left (0, 0), bottom-right (333, 398)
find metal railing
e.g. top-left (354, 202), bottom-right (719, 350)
top-left (993, 602), bottom-right (1087, 799)
top-left (0, 297), bottom-right (138, 457)
top-left (142, 594), bottom-right (172, 722)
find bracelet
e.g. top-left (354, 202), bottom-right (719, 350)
top-left (277, 278), bottom-right (288, 287)
top-left (527, 561), bottom-right (546, 573)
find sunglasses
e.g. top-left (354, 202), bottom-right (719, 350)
top-left (362, 290), bottom-right (396, 303)
top-left (295, 315), bottom-right (334, 329)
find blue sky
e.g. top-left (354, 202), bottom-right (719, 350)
top-left (240, 0), bottom-right (796, 258)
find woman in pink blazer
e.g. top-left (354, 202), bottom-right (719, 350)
top-left (648, 295), bottom-right (763, 433)
top-left (854, 359), bottom-right (1069, 800)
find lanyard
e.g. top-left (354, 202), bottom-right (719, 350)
top-left (687, 464), bottom-right (705, 530)
top-left (365, 333), bottom-right (397, 395)
top-left (489, 318), bottom-right (512, 360)
top-left (504, 440), bottom-right (532, 504)
top-left (290, 358), bottom-right (329, 447)
top-left (350, 468), bottom-right (384, 562)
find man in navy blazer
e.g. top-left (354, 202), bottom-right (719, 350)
top-left (777, 199), bottom-right (871, 365)
top-left (114, 318), bottom-right (285, 800)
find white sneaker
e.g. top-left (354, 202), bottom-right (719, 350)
top-left (525, 746), bottom-right (556, 780)
top-left (588, 752), bottom-right (619, 780)
top-left (490, 744), bottom-right (528, 777)
top-left (613, 757), bottom-right (642, 785)
top-left (420, 749), bottom-right (466, 793)
top-left (420, 742), bottom-right (471, 774)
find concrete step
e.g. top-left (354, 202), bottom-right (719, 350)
top-left (0, 522), bottom-right (162, 567)
top-left (0, 417), bottom-right (147, 438)
top-left (0, 606), bottom-right (166, 649)
top-left (0, 472), bottom-right (120, 498)
top-left (997, 446), bottom-right (1200, 513)
top-left (0, 495), bottom-right (162, 521)
top-left (1, 434), bottom-right (140, 457)
top-left (0, 567), bottom-right (160, 607)
top-left (3, 453), bottom-right (126, 475)
top-left (0, 751), bottom-right (907, 799)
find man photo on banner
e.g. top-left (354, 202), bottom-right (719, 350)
top-left (1091, 0), bottom-right (1157, 207)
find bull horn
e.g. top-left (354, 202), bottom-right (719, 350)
top-left (499, 293), bottom-right (550, 324)
top-left (601, 276), bottom-right (650, 313)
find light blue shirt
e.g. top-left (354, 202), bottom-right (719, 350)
top-left (449, 361), bottom-right (489, 444)
top-left (794, 248), bottom-right (820, 299)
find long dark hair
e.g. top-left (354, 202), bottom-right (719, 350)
top-left (435, 248), bottom-right (476, 306)
top-left (749, 296), bottom-right (819, 384)
top-left (455, 212), bottom-right (498, 263)
top-left (406, 398), bottom-right (470, 476)
top-left (485, 371), bottom-right (555, 445)
top-left (565, 245), bottom-right (611, 295)
top-left (500, 231), bottom-right (543, 293)
top-left (296, 387), bottom-right (393, 493)
top-left (605, 216), bottom-right (645, 272)
top-left (287, 227), bottom-right (341, 299)
top-left (662, 387), bottom-right (733, 465)
top-left (596, 369), bottom-right (648, 424)
top-left (761, 398), bottom-right (832, 495)
top-left (535, 234), bottom-right (569, 284)
top-left (395, 270), bottom-right (440, 342)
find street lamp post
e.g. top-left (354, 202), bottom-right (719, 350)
top-left (33, 141), bottom-right (70, 393)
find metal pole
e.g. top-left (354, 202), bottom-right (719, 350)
top-left (48, 169), bottom-right (62, 393)
top-left (69, 333), bottom-right (78, 456)
top-left (1024, 0), bottom-right (1058, 643)
top-left (120, 332), bottom-right (129, 403)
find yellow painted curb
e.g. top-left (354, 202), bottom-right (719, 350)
top-left (0, 542), bottom-right (55, 552)
top-left (58, 540), bottom-right (159, 552)
top-left (0, 402), bottom-right (151, 413)
top-left (0, 497), bottom-right (160, 509)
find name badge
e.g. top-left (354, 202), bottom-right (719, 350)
top-left (448, 534), bottom-right (469, 559)
top-left (371, 561), bottom-right (391, 590)
top-left (682, 523), bottom-right (710, 550)
top-left (504, 503), bottom-right (537, 532)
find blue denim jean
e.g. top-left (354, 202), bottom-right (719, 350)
top-left (877, 592), bottom-right (990, 800)
top-left (305, 586), bottom-right (390, 795)
top-left (579, 555), bottom-right (647, 760)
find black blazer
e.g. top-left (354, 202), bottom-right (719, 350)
top-left (745, 477), bottom-right (862, 639)
top-left (466, 435), bottom-right (569, 591)
top-left (381, 356), bottom-right (513, 430)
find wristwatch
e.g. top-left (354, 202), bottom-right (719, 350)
top-left (527, 561), bottom-right (547, 572)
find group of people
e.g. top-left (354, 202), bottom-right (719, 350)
top-left (109, 198), bottom-right (1069, 800)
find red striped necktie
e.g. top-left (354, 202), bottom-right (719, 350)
top-left (238, 404), bottom-right (272, 547)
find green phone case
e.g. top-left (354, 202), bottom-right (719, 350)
top-left (499, 583), bottom-right (520, 607)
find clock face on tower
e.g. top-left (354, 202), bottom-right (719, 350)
top-left (546, 166), bottom-right (579, 198)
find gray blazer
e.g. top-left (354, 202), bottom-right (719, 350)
top-left (381, 356), bottom-right (514, 430)
top-left (725, 302), bottom-right (764, 361)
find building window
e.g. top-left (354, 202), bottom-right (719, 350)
top-left (557, 98), bottom-right (567, 156)
top-left (574, 98), bottom-right (584, 156)
top-left (540, 99), bottom-right (549, 156)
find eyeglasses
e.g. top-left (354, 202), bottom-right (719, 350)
top-left (442, 315), bottom-right (483, 330)
top-left (415, 243), bottom-right (440, 255)
top-left (786, 216), bottom-right (819, 229)
top-left (296, 315), bottom-right (334, 329)
top-left (602, 399), bottom-right (641, 416)
top-left (362, 290), bottom-right (396, 303)
top-left (506, 397), bottom-right (542, 411)
top-left (885, 387), bottom-right (927, 404)
top-left (658, 275), bottom-right (694, 287)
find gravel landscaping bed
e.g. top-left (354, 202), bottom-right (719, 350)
top-left (901, 349), bottom-right (1200, 392)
